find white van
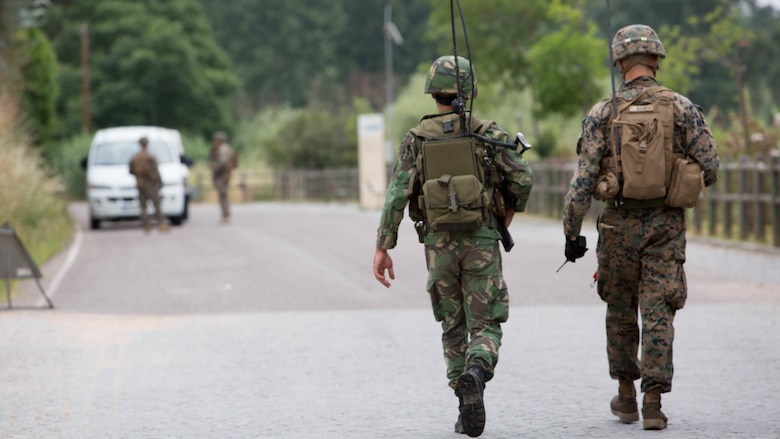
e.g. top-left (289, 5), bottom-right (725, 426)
top-left (83, 126), bottom-right (192, 229)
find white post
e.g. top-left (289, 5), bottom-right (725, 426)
top-left (357, 114), bottom-right (387, 210)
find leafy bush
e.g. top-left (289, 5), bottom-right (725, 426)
top-left (261, 106), bottom-right (359, 169)
top-left (44, 133), bottom-right (90, 199)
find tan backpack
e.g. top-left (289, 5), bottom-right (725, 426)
top-left (610, 86), bottom-right (702, 208)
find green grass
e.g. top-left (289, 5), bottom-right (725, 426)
top-left (0, 94), bottom-right (73, 298)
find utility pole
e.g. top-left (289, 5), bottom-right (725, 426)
top-left (80, 23), bottom-right (91, 135)
top-left (383, 1), bottom-right (403, 164)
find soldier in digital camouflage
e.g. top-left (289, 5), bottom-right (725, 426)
top-left (209, 131), bottom-right (238, 224)
top-left (129, 136), bottom-right (169, 233)
top-left (562, 24), bottom-right (720, 430)
top-left (373, 55), bottom-right (533, 437)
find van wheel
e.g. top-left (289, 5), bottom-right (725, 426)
top-left (170, 216), bottom-right (183, 226)
top-left (90, 217), bottom-right (101, 230)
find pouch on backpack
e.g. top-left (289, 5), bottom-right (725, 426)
top-left (665, 157), bottom-right (703, 208)
top-left (422, 174), bottom-right (487, 232)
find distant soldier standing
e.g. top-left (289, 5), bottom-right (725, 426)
top-left (209, 131), bottom-right (237, 224)
top-left (129, 136), bottom-right (168, 233)
top-left (373, 56), bottom-right (533, 437)
top-left (562, 25), bottom-right (719, 430)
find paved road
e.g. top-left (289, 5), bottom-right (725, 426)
top-left (2, 202), bottom-right (779, 438)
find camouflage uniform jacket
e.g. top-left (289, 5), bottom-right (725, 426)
top-left (129, 150), bottom-right (162, 188)
top-left (377, 111), bottom-right (534, 250)
top-left (563, 76), bottom-right (720, 237)
top-left (210, 143), bottom-right (236, 180)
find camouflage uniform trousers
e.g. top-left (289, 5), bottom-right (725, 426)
top-left (213, 174), bottom-right (231, 219)
top-left (425, 234), bottom-right (509, 391)
top-left (138, 181), bottom-right (164, 228)
top-left (596, 205), bottom-right (687, 394)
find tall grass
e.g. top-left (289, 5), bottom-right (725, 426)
top-left (0, 91), bottom-right (73, 297)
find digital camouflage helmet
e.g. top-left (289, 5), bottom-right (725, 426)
top-left (424, 55), bottom-right (477, 99)
top-left (611, 24), bottom-right (666, 66)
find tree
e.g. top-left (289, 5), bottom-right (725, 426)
top-left (426, 0), bottom-right (552, 92)
top-left (690, 3), bottom-right (756, 152)
top-left (527, 1), bottom-right (606, 119)
top-left (45, 0), bottom-right (239, 138)
top-left (426, 0), bottom-right (604, 119)
top-left (198, 0), bottom-right (434, 113)
top-left (199, 0), bottom-right (347, 111)
top-left (0, 0), bottom-right (59, 145)
top-left (584, 0), bottom-right (780, 125)
top-left (15, 27), bottom-right (59, 146)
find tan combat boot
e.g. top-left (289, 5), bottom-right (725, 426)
top-left (158, 223), bottom-right (170, 233)
top-left (610, 380), bottom-right (639, 423)
top-left (642, 389), bottom-right (668, 430)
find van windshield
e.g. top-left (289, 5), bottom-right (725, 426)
top-left (94, 141), bottom-right (175, 165)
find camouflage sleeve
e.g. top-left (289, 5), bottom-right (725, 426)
top-left (376, 133), bottom-right (416, 249)
top-left (486, 122), bottom-right (533, 212)
top-left (674, 94), bottom-right (720, 187)
top-left (563, 100), bottom-right (610, 237)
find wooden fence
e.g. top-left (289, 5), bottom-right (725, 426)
top-left (524, 156), bottom-right (780, 247)
top-left (193, 156), bottom-right (780, 247)
top-left (191, 168), bottom-right (359, 204)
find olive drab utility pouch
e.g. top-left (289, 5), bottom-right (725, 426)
top-left (417, 135), bottom-right (489, 232)
top-left (611, 87), bottom-right (675, 200)
top-left (665, 157), bottom-right (704, 208)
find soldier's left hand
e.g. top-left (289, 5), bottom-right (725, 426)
top-left (564, 235), bottom-right (588, 262)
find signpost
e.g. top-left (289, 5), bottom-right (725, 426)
top-left (0, 222), bottom-right (53, 309)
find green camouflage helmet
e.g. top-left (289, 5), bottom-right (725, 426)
top-left (611, 24), bottom-right (666, 66)
top-left (423, 55), bottom-right (477, 99)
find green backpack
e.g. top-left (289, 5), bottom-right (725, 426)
top-left (410, 115), bottom-right (495, 232)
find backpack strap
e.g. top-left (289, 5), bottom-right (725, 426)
top-left (474, 119), bottom-right (495, 136)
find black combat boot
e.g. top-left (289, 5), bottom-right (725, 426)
top-left (610, 379), bottom-right (639, 423)
top-left (457, 365), bottom-right (486, 437)
top-left (454, 392), bottom-right (465, 434)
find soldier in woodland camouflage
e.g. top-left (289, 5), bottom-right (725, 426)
top-left (562, 24), bottom-right (719, 430)
top-left (373, 55), bottom-right (533, 437)
top-left (129, 136), bottom-right (168, 233)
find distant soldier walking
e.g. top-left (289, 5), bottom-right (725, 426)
top-left (129, 136), bottom-right (168, 233)
top-left (209, 131), bottom-right (237, 224)
top-left (562, 24), bottom-right (720, 430)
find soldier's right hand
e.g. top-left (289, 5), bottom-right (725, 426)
top-left (373, 247), bottom-right (395, 288)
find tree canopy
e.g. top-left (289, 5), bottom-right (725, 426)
top-left (45, 0), bottom-right (239, 138)
top-left (25, 0), bottom-right (780, 157)
top-left (199, 0), bottom-right (435, 112)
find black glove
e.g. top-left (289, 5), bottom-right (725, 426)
top-left (564, 235), bottom-right (588, 262)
